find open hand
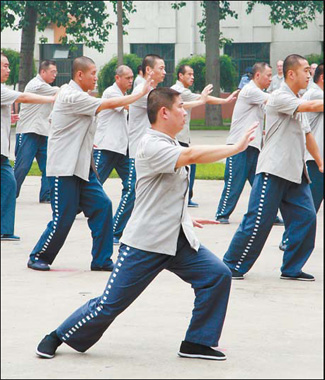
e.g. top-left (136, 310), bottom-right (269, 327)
top-left (236, 121), bottom-right (259, 153)
top-left (142, 71), bottom-right (154, 95)
top-left (225, 89), bottom-right (240, 103)
top-left (200, 84), bottom-right (213, 103)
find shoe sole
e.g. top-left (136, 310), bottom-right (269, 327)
top-left (36, 349), bottom-right (55, 359)
top-left (27, 264), bottom-right (50, 271)
top-left (231, 276), bottom-right (244, 280)
top-left (188, 205), bottom-right (199, 208)
top-left (280, 276), bottom-right (315, 281)
top-left (178, 352), bottom-right (226, 360)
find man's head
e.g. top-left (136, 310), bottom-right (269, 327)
top-left (115, 65), bottom-right (134, 92)
top-left (39, 60), bottom-right (57, 84)
top-left (72, 56), bottom-right (97, 92)
top-left (141, 54), bottom-right (166, 85)
top-left (313, 63), bottom-right (324, 90)
top-left (283, 54), bottom-right (310, 92)
top-left (147, 87), bottom-right (186, 137)
top-left (177, 65), bottom-right (194, 88)
top-left (137, 64), bottom-right (143, 77)
top-left (252, 62), bottom-right (273, 90)
top-left (1, 52), bottom-right (10, 83)
top-left (276, 60), bottom-right (284, 76)
top-left (310, 63), bottom-right (318, 77)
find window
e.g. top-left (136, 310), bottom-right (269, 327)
top-left (130, 44), bottom-right (175, 87)
top-left (39, 44), bottom-right (83, 86)
top-left (224, 43), bottom-right (270, 78)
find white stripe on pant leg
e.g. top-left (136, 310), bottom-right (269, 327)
top-left (113, 161), bottom-right (135, 233)
top-left (94, 150), bottom-right (102, 171)
top-left (35, 177), bottom-right (59, 261)
top-left (13, 134), bottom-right (23, 171)
top-left (217, 157), bottom-right (233, 218)
top-left (235, 173), bottom-right (269, 270)
top-left (60, 248), bottom-right (130, 342)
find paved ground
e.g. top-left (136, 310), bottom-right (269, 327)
top-left (2, 130), bottom-right (323, 379)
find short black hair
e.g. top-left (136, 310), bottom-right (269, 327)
top-left (72, 56), bottom-right (95, 78)
top-left (137, 65), bottom-right (142, 74)
top-left (141, 54), bottom-right (163, 77)
top-left (1, 51), bottom-right (8, 59)
top-left (313, 63), bottom-right (323, 84)
top-left (251, 62), bottom-right (271, 78)
top-left (147, 87), bottom-right (180, 124)
top-left (39, 60), bottom-right (57, 73)
top-left (177, 64), bottom-right (191, 80)
top-left (283, 54), bottom-right (307, 79)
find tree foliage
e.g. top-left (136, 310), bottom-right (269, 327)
top-left (246, 1), bottom-right (324, 30)
top-left (174, 54), bottom-right (237, 93)
top-left (97, 53), bottom-right (142, 96)
top-left (1, 1), bottom-right (113, 52)
top-left (305, 53), bottom-right (324, 65)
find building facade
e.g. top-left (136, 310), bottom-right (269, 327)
top-left (1, 1), bottom-right (323, 88)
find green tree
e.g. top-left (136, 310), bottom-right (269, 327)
top-left (305, 53), bottom-right (324, 65)
top-left (171, 1), bottom-right (324, 126)
top-left (97, 54), bottom-right (142, 96)
top-left (174, 54), bottom-right (237, 93)
top-left (1, 1), bottom-right (118, 91)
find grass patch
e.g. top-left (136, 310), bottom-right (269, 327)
top-left (190, 118), bottom-right (230, 130)
top-left (11, 161), bottom-right (225, 180)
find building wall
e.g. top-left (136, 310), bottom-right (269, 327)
top-left (1, 1), bottom-right (323, 76)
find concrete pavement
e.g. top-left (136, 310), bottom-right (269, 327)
top-left (1, 171), bottom-right (323, 379)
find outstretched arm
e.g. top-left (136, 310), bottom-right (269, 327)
top-left (297, 99), bottom-right (324, 113)
top-left (176, 122), bottom-right (258, 168)
top-left (96, 73), bottom-right (154, 113)
top-left (183, 84), bottom-right (213, 109)
top-left (16, 93), bottom-right (55, 104)
top-left (206, 89), bottom-right (240, 105)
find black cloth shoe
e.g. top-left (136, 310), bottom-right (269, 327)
top-left (216, 217), bottom-right (230, 224)
top-left (230, 268), bottom-right (244, 280)
top-left (91, 262), bottom-right (114, 271)
top-left (27, 258), bottom-right (50, 271)
top-left (274, 216), bottom-right (284, 226)
top-left (178, 340), bottom-right (226, 360)
top-left (280, 272), bottom-right (315, 281)
top-left (279, 242), bottom-right (287, 251)
top-left (36, 332), bottom-right (62, 358)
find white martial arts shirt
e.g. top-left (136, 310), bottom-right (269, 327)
top-left (16, 75), bottom-right (59, 136)
top-left (121, 129), bottom-right (200, 255)
top-left (1, 84), bottom-right (21, 158)
top-left (227, 80), bottom-right (269, 151)
top-left (267, 74), bottom-right (284, 93)
top-left (170, 80), bottom-right (201, 144)
top-left (256, 82), bottom-right (312, 184)
top-left (128, 82), bottom-right (153, 159)
top-left (46, 80), bottom-right (102, 181)
top-left (94, 82), bottom-right (129, 155)
top-left (303, 84), bottom-right (323, 162)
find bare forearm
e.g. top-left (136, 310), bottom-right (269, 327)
top-left (297, 100), bottom-right (324, 113)
top-left (183, 99), bottom-right (204, 109)
top-left (176, 144), bottom-right (240, 167)
top-left (97, 91), bottom-right (146, 112)
top-left (17, 93), bottom-right (54, 104)
top-left (206, 95), bottom-right (226, 105)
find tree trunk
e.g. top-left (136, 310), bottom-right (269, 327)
top-left (117, 1), bottom-right (124, 66)
top-left (205, 1), bottom-right (222, 127)
top-left (18, 3), bottom-right (37, 92)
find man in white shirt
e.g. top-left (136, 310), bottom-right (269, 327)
top-left (171, 64), bottom-right (239, 207)
top-left (14, 60), bottom-right (59, 203)
top-left (215, 62), bottom-right (282, 225)
top-left (133, 64), bottom-right (145, 88)
top-left (35, 87), bottom-right (257, 361)
top-left (223, 54), bottom-right (323, 281)
top-left (93, 65), bottom-right (134, 245)
top-left (280, 62), bottom-right (324, 251)
top-left (267, 60), bottom-right (284, 93)
top-left (27, 56), bottom-right (152, 271)
top-left (1, 52), bottom-right (55, 241)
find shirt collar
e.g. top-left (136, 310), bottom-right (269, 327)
top-left (36, 74), bottom-right (46, 83)
top-left (281, 81), bottom-right (299, 98)
top-left (113, 82), bottom-right (125, 96)
top-left (176, 80), bottom-right (185, 89)
top-left (69, 80), bottom-right (84, 92)
top-left (148, 128), bottom-right (178, 143)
